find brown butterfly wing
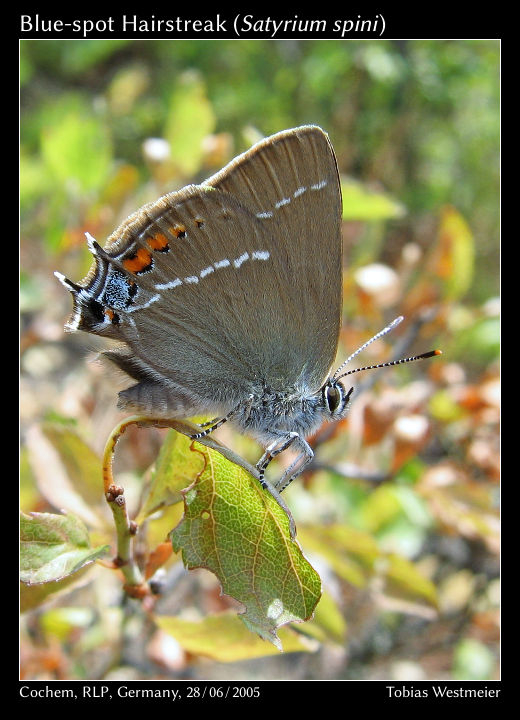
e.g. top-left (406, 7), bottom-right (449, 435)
top-left (63, 126), bottom-right (342, 417)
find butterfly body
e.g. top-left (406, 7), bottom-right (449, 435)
top-left (56, 126), bottom-right (351, 489)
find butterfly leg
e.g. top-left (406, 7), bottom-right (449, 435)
top-left (275, 438), bottom-right (314, 492)
top-left (189, 395), bottom-right (254, 440)
top-left (256, 432), bottom-right (305, 490)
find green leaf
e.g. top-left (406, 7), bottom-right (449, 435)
top-left (164, 71), bottom-right (216, 177)
top-left (20, 566), bottom-right (92, 613)
top-left (155, 613), bottom-right (317, 662)
top-left (341, 179), bottom-right (406, 221)
top-left (20, 511), bottom-right (109, 585)
top-left (170, 441), bottom-right (321, 649)
top-left (138, 430), bottom-right (205, 520)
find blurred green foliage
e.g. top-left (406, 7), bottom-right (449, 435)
top-left (21, 39), bottom-right (498, 301)
top-left (20, 39), bottom-right (499, 682)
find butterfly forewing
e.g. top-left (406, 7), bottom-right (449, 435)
top-left (65, 126), bottom-right (343, 414)
top-left (205, 126), bottom-right (343, 391)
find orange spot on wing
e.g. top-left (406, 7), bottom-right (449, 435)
top-left (123, 248), bottom-right (153, 273)
top-left (170, 224), bottom-right (186, 238)
top-left (146, 233), bottom-right (169, 251)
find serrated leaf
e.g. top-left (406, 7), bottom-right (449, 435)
top-left (155, 613), bottom-right (317, 662)
top-left (170, 441), bottom-right (321, 649)
top-left (20, 511), bottom-right (109, 585)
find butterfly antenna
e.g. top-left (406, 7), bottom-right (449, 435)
top-left (333, 316), bottom-right (404, 380)
top-left (335, 349), bottom-right (442, 382)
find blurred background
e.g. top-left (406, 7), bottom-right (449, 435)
top-left (20, 39), bottom-right (499, 681)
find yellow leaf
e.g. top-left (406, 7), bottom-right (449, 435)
top-left (155, 613), bottom-right (317, 661)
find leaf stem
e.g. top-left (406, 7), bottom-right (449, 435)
top-left (102, 416), bottom-right (150, 595)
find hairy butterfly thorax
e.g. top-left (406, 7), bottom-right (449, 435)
top-left (56, 126), bottom-right (440, 494)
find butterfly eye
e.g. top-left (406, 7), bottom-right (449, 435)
top-left (325, 384), bottom-right (342, 414)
